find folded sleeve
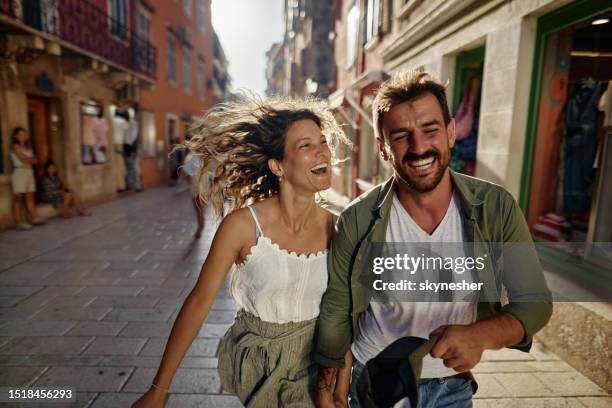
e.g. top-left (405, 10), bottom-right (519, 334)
top-left (313, 207), bottom-right (357, 368)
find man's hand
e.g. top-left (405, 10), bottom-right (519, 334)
top-left (430, 313), bottom-right (526, 373)
top-left (315, 367), bottom-right (337, 407)
top-left (430, 325), bottom-right (484, 373)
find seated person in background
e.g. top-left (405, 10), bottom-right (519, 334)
top-left (41, 160), bottom-right (91, 218)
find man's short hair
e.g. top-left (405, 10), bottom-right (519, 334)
top-left (372, 70), bottom-right (451, 141)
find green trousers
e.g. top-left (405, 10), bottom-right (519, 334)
top-left (218, 310), bottom-right (317, 407)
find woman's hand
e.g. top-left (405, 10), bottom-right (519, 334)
top-left (315, 366), bottom-right (336, 408)
top-left (332, 350), bottom-right (352, 408)
top-left (131, 387), bottom-right (167, 408)
top-left (315, 349), bottom-right (353, 408)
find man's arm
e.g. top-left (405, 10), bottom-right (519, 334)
top-left (430, 189), bottom-right (553, 371)
top-left (314, 207), bottom-right (357, 367)
top-left (314, 208), bottom-right (358, 405)
top-left (497, 190), bottom-right (553, 350)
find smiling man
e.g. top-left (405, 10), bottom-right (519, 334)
top-left (314, 71), bottom-right (552, 407)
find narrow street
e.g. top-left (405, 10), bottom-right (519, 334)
top-left (0, 187), bottom-right (609, 407)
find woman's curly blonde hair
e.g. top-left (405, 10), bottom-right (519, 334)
top-left (185, 94), bottom-right (351, 217)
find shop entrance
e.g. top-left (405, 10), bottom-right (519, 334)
top-left (523, 0), bottom-right (612, 268)
top-left (26, 95), bottom-right (51, 183)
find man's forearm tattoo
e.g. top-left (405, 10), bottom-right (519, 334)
top-left (316, 367), bottom-right (338, 391)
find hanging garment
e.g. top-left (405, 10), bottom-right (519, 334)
top-left (454, 78), bottom-right (480, 141)
top-left (81, 115), bottom-right (97, 147)
top-left (112, 116), bottom-right (129, 145)
top-left (125, 120), bottom-right (139, 145)
top-left (451, 77), bottom-right (481, 166)
top-left (455, 102), bottom-right (480, 161)
top-left (93, 117), bottom-right (110, 148)
top-left (598, 81), bottom-right (612, 128)
top-left (563, 78), bottom-right (603, 214)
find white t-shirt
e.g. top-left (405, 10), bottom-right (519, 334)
top-left (352, 191), bottom-right (478, 379)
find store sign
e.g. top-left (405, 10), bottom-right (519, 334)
top-left (35, 72), bottom-right (54, 92)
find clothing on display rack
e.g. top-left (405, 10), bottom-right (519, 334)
top-left (112, 110), bottom-right (130, 145)
top-left (451, 77), bottom-right (481, 175)
top-left (598, 80), bottom-right (612, 128)
top-left (563, 78), bottom-right (604, 215)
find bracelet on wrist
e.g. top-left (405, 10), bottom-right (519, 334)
top-left (151, 383), bottom-right (169, 393)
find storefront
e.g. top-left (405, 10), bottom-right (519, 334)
top-left (521, 0), bottom-right (612, 270)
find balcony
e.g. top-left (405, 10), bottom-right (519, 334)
top-left (0, 0), bottom-right (156, 79)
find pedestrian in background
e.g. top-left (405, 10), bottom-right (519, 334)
top-left (40, 160), bottom-right (91, 218)
top-left (123, 111), bottom-right (141, 192)
top-left (133, 95), bottom-right (352, 408)
top-left (167, 137), bottom-right (183, 186)
top-left (182, 151), bottom-right (209, 238)
top-left (10, 127), bottom-right (45, 230)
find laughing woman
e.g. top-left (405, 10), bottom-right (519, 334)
top-left (133, 95), bottom-right (352, 408)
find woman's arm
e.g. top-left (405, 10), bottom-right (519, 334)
top-left (11, 144), bottom-right (35, 165)
top-left (132, 212), bottom-right (245, 407)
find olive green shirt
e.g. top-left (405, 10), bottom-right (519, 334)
top-left (314, 171), bottom-right (553, 368)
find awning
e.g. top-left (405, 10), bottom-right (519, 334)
top-left (349, 70), bottom-right (388, 91)
top-left (328, 70), bottom-right (388, 129)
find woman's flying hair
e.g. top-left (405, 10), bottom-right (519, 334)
top-left (185, 93), bottom-right (351, 216)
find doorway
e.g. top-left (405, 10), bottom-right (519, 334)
top-left (26, 95), bottom-right (52, 184)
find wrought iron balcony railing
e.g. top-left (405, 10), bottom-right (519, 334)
top-left (0, 0), bottom-right (156, 79)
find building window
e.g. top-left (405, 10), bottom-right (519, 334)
top-left (364, 0), bottom-right (379, 44)
top-left (197, 56), bottom-right (206, 100)
top-left (346, 4), bottom-right (359, 68)
top-left (182, 0), bottom-right (192, 18)
top-left (135, 7), bottom-right (152, 73)
top-left (183, 48), bottom-right (192, 94)
top-left (135, 8), bottom-right (151, 42)
top-left (198, 0), bottom-right (206, 32)
top-left (110, 0), bottom-right (128, 39)
top-left (167, 35), bottom-right (177, 84)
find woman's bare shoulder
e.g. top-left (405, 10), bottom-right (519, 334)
top-left (222, 206), bottom-right (254, 230)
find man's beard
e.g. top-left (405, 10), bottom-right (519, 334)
top-left (394, 149), bottom-right (449, 193)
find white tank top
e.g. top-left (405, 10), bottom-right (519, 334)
top-left (229, 206), bottom-right (329, 324)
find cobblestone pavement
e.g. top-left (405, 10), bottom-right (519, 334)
top-left (0, 187), bottom-right (610, 407)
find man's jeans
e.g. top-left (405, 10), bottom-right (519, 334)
top-left (349, 360), bottom-right (472, 408)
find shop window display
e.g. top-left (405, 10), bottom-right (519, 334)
top-left (528, 12), bottom-right (612, 264)
top-left (81, 103), bottom-right (109, 165)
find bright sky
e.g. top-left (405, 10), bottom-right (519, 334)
top-left (212, 0), bottom-right (285, 95)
